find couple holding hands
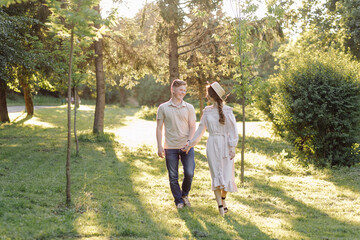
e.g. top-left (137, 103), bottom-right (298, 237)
top-left (156, 79), bottom-right (238, 217)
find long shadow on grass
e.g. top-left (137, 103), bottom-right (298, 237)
top-left (185, 149), bottom-right (273, 240)
top-left (71, 140), bottom-right (170, 239)
top-left (242, 133), bottom-right (360, 195)
top-left (178, 207), bottom-right (272, 240)
top-left (235, 176), bottom-right (360, 239)
top-left (178, 208), bottom-right (231, 240)
top-left (0, 123), bottom-right (80, 239)
top-left (0, 107), bottom-right (153, 238)
top-left (325, 166), bottom-right (360, 194)
top-left (226, 215), bottom-right (273, 240)
top-left (239, 135), bottom-right (293, 158)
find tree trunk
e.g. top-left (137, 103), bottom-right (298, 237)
top-left (21, 81), bottom-right (34, 116)
top-left (198, 80), bottom-right (205, 117)
top-left (74, 86), bottom-right (79, 156)
top-left (66, 28), bottom-right (74, 206)
top-left (0, 79), bottom-right (10, 123)
top-left (168, 24), bottom-right (179, 84)
top-left (93, 4), bottom-right (105, 134)
top-left (238, 12), bottom-right (245, 184)
top-left (241, 94), bottom-right (245, 183)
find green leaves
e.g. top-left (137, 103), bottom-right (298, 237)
top-left (267, 47), bottom-right (360, 167)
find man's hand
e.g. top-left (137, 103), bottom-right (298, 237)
top-left (158, 146), bottom-right (165, 158)
top-left (181, 140), bottom-right (189, 152)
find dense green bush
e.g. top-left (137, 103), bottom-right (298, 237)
top-left (135, 106), bottom-right (158, 121)
top-left (268, 49), bottom-right (360, 167)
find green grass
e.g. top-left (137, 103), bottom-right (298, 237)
top-left (6, 94), bottom-right (62, 106)
top-left (6, 94), bottom-right (97, 106)
top-left (0, 106), bottom-right (360, 239)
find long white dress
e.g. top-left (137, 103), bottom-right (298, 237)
top-left (189, 105), bottom-right (239, 192)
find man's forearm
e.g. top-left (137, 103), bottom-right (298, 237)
top-left (156, 128), bottom-right (163, 148)
top-left (188, 124), bottom-right (196, 140)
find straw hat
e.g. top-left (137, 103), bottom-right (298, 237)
top-left (210, 82), bottom-right (225, 100)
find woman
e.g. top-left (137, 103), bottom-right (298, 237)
top-left (184, 82), bottom-right (238, 217)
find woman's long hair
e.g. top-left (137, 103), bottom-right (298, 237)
top-left (207, 86), bottom-right (225, 124)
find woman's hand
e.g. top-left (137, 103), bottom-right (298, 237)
top-left (229, 149), bottom-right (235, 160)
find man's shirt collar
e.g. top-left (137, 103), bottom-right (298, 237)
top-left (169, 98), bottom-right (186, 108)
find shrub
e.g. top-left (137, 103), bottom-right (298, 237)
top-left (135, 106), bottom-right (158, 121)
top-left (78, 132), bottom-right (115, 143)
top-left (269, 49), bottom-right (360, 167)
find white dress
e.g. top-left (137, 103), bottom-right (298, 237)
top-left (189, 105), bottom-right (239, 192)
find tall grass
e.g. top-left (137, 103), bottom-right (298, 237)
top-left (0, 106), bottom-right (359, 239)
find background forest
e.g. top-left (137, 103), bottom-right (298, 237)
top-left (1, 0), bottom-right (360, 239)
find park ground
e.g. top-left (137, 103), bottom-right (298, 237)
top-left (0, 105), bottom-right (360, 239)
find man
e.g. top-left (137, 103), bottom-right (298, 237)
top-left (156, 79), bottom-right (196, 209)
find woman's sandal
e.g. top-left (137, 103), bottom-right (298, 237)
top-left (222, 197), bottom-right (228, 213)
top-left (218, 205), bottom-right (225, 217)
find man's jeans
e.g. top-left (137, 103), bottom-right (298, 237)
top-left (165, 148), bottom-right (195, 205)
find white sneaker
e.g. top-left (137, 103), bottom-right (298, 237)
top-left (176, 203), bottom-right (185, 209)
top-left (182, 196), bottom-right (191, 207)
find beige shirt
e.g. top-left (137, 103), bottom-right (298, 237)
top-left (157, 99), bottom-right (196, 149)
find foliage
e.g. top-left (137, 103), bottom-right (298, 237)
top-left (232, 0), bottom-right (284, 105)
top-left (102, 3), bottom-right (158, 90)
top-left (1, 106), bottom-right (360, 239)
top-left (135, 105), bottom-right (158, 121)
top-left (230, 103), bottom-right (267, 122)
top-left (0, 8), bottom-right (35, 83)
top-left (46, 0), bottom-right (100, 87)
top-left (268, 48), bottom-right (360, 167)
top-left (0, 1), bottom-right (70, 103)
top-left (134, 75), bottom-right (169, 107)
top-left (182, 8), bottom-right (238, 114)
top-left (284, 0), bottom-right (360, 60)
top-left (330, 0), bottom-right (360, 59)
top-left (78, 132), bottom-right (115, 142)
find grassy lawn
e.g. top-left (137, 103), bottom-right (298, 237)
top-left (6, 94), bottom-right (96, 106)
top-left (0, 105), bottom-right (359, 239)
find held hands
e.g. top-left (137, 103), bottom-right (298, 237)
top-left (181, 140), bottom-right (191, 154)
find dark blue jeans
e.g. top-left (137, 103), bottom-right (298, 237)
top-left (165, 148), bottom-right (195, 205)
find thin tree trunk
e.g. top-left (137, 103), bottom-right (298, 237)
top-left (93, 4), bottom-right (105, 134)
top-left (21, 80), bottom-right (34, 116)
top-left (0, 79), bottom-right (10, 123)
top-left (241, 96), bottom-right (245, 183)
top-left (74, 86), bottom-right (79, 156)
top-left (66, 28), bottom-right (74, 206)
top-left (168, 24), bottom-right (179, 84)
top-left (198, 80), bottom-right (205, 117)
top-left (239, 12), bottom-right (245, 184)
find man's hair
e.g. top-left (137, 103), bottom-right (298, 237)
top-left (171, 79), bottom-right (187, 89)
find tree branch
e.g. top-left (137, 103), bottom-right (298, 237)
top-left (178, 39), bottom-right (215, 56)
top-left (178, 20), bottom-right (198, 34)
top-left (178, 31), bottom-right (208, 49)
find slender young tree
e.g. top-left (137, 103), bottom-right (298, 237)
top-left (232, 0), bottom-right (284, 182)
top-left (66, 28), bottom-right (75, 204)
top-left (74, 86), bottom-right (79, 156)
top-left (47, 0), bottom-right (100, 205)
